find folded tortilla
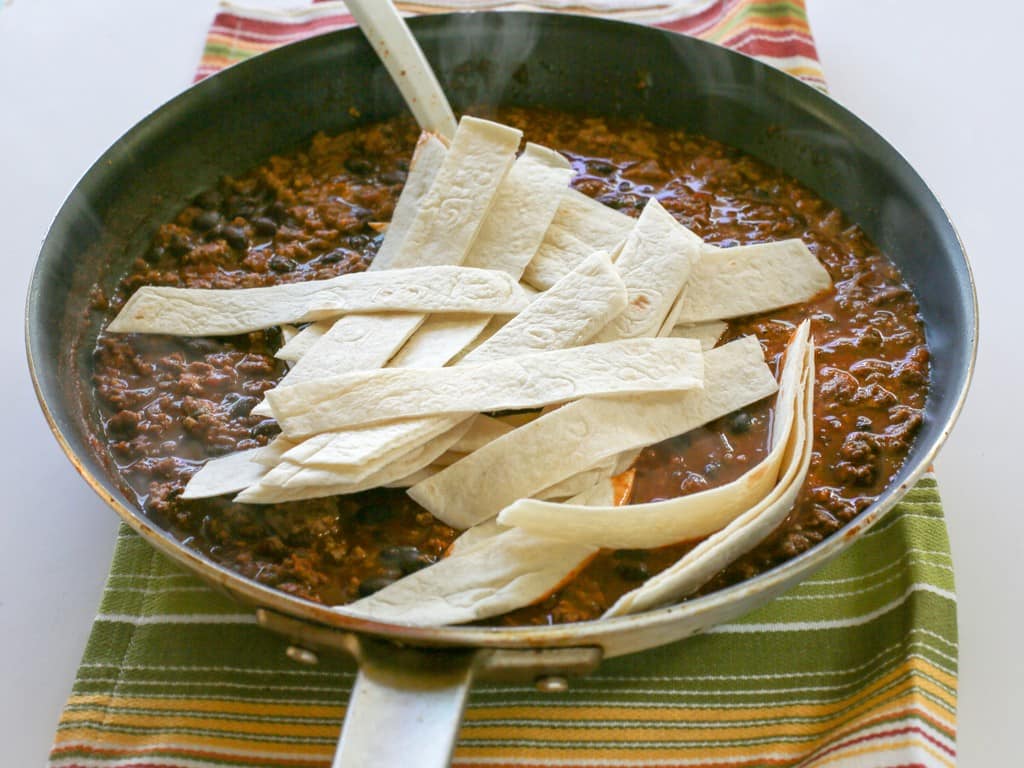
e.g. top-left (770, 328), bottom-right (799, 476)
top-left (674, 240), bottom-right (832, 324)
top-left (267, 338), bottom-right (704, 438)
top-left (496, 322), bottom-right (809, 548)
top-left (408, 335), bottom-right (778, 530)
top-left (591, 198), bottom-right (702, 342)
top-left (604, 321), bottom-right (816, 616)
top-left (522, 188), bottom-right (634, 290)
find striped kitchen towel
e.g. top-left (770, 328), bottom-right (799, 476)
top-left (49, 3), bottom-right (956, 767)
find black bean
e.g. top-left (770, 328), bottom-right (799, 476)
top-left (265, 200), bottom-right (289, 223)
top-left (168, 232), bottom-right (192, 256)
top-left (379, 546), bottom-right (432, 575)
top-left (729, 411), bottom-right (753, 434)
top-left (222, 226), bottom-right (249, 251)
top-left (143, 245), bottom-right (166, 263)
top-left (345, 156), bottom-right (374, 175)
top-left (615, 562), bottom-right (650, 581)
top-left (223, 394), bottom-right (259, 418)
top-left (252, 217), bottom-right (279, 235)
top-left (268, 255), bottom-right (296, 273)
top-left (226, 196), bottom-right (256, 219)
top-left (704, 461), bottom-right (721, 478)
top-left (193, 209), bottom-right (221, 232)
top-left (193, 188), bottom-right (222, 210)
top-left (250, 419), bottom-right (279, 438)
top-left (591, 160), bottom-right (616, 175)
top-left (320, 247), bottom-right (354, 264)
top-left (358, 575), bottom-right (400, 597)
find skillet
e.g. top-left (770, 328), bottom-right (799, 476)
top-left (25, 12), bottom-right (977, 767)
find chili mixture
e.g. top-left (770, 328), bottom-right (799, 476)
top-left (90, 108), bottom-right (929, 624)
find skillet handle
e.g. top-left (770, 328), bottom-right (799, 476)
top-left (333, 638), bottom-right (478, 768)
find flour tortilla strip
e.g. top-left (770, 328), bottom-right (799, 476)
top-left (392, 116), bottom-right (522, 268)
top-left (274, 253), bottom-right (631, 466)
top-left (179, 436), bottom-right (294, 499)
top-left (301, 266), bottom-right (529, 315)
top-left (109, 266), bottom-right (524, 336)
top-left (463, 250), bottom-right (627, 364)
top-left (370, 132), bottom-right (448, 271)
top-left (523, 188), bottom-right (634, 290)
top-left (450, 414), bottom-right (513, 453)
top-left (383, 466), bottom-right (439, 489)
top-left (409, 335), bottom-right (777, 530)
top-left (447, 315), bottom-right (510, 365)
top-left (668, 320), bottom-right (728, 350)
top-left (386, 314), bottom-right (492, 369)
top-left (236, 419), bottom-right (473, 503)
top-left (385, 144), bottom-right (572, 370)
top-left (463, 142), bottom-right (573, 274)
top-left (251, 435), bottom-right (301, 467)
top-left (497, 323), bottom-right (810, 548)
top-left (445, 519), bottom-right (508, 558)
top-left (269, 338), bottom-right (705, 438)
top-left (591, 198), bottom-right (702, 342)
top-left (674, 240), bottom-right (832, 324)
top-left (337, 527), bottom-right (598, 626)
top-left (275, 320), bottom-right (332, 362)
top-left (537, 449), bottom-right (640, 501)
top-left (606, 323), bottom-right (815, 616)
top-left (278, 415), bottom-right (463, 470)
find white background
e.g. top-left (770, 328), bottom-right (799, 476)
top-left (0, 1), bottom-right (1019, 765)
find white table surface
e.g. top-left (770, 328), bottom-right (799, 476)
top-left (0, 1), bottom-right (1019, 764)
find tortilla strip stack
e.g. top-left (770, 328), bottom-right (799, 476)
top-left (409, 335), bottom-right (779, 530)
top-left (497, 322), bottom-right (810, 548)
top-left (265, 338), bottom-right (703, 438)
top-left (235, 420), bottom-right (476, 504)
top-left (276, 197), bottom-right (699, 484)
top-left (269, 251), bottom-right (627, 474)
top-left (605, 321), bottom-right (816, 616)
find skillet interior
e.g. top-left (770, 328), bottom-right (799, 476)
top-left (27, 12), bottom-right (975, 655)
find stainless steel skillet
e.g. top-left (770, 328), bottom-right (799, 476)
top-left (25, 12), bottom-right (977, 767)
